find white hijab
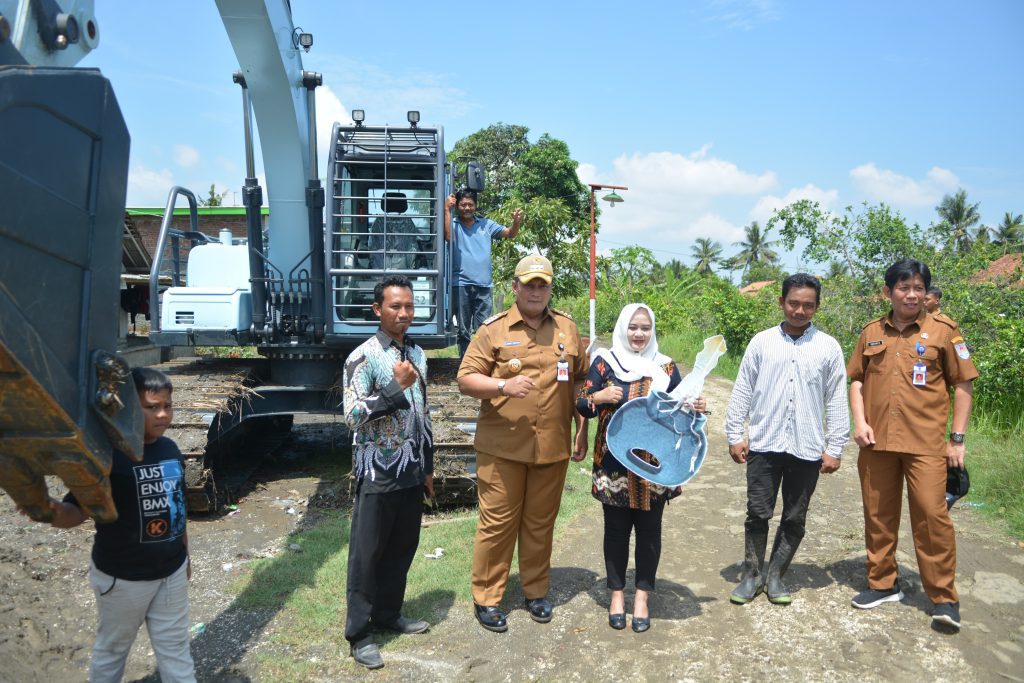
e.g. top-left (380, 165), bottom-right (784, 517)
top-left (592, 303), bottom-right (673, 393)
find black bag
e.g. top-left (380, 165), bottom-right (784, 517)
top-left (945, 466), bottom-right (970, 510)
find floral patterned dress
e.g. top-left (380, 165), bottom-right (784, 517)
top-left (577, 356), bottom-right (682, 511)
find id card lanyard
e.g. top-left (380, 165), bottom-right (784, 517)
top-left (556, 343), bottom-right (569, 382)
top-left (912, 341), bottom-right (927, 386)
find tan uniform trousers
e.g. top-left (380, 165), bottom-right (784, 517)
top-left (857, 448), bottom-right (958, 603)
top-left (471, 452), bottom-right (570, 606)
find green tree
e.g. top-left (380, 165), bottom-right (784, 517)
top-left (198, 183), bottom-right (227, 207)
top-left (604, 246), bottom-right (660, 303)
top-left (732, 221), bottom-right (779, 273)
top-left (741, 260), bottom-right (787, 287)
top-left (720, 254), bottom-right (745, 282)
top-left (662, 258), bottom-right (688, 279)
top-left (449, 123), bottom-right (530, 210)
top-left (513, 134), bottom-right (590, 222)
top-left (993, 211), bottom-right (1024, 254)
top-left (768, 200), bottom-right (928, 290)
top-left (451, 125), bottom-right (591, 300)
top-left (934, 188), bottom-right (981, 253)
top-left (825, 260), bottom-right (849, 279)
top-left (691, 238), bottom-right (723, 276)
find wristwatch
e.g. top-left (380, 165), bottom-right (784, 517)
top-left (949, 432), bottom-right (966, 444)
top-left (497, 380), bottom-right (507, 396)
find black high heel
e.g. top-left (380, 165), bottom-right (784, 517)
top-left (608, 613), bottom-right (626, 630)
top-left (631, 615), bottom-right (651, 633)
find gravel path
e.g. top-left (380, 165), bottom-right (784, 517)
top-left (2, 378), bottom-right (1022, 681)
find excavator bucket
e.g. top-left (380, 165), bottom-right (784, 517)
top-left (0, 66), bottom-right (142, 522)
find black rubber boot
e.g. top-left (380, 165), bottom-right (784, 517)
top-left (765, 530), bottom-right (800, 605)
top-left (730, 529), bottom-right (768, 604)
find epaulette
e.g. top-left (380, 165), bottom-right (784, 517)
top-left (933, 313), bottom-right (959, 329)
top-left (861, 315), bottom-right (886, 330)
top-left (481, 310), bottom-right (508, 326)
top-left (551, 308), bottom-right (574, 320)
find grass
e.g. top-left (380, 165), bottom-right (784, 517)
top-left (194, 345), bottom-right (262, 359)
top-left (226, 441), bottom-right (595, 677)
top-left (653, 328), bottom-right (741, 381)
top-left (962, 413), bottom-right (1024, 538)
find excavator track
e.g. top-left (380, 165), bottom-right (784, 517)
top-left (425, 358), bottom-right (479, 509)
top-left (150, 355), bottom-right (480, 513)
top-left (155, 357), bottom-right (291, 513)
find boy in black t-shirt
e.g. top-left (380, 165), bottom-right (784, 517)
top-left (24, 367), bottom-right (195, 682)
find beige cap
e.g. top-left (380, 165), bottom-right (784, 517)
top-left (514, 254), bottom-right (553, 283)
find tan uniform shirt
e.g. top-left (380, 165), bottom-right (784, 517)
top-left (847, 310), bottom-right (978, 456)
top-left (458, 305), bottom-right (587, 464)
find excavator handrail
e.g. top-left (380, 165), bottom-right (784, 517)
top-left (149, 186), bottom-right (199, 333)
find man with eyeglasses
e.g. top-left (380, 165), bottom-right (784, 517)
top-left (444, 189), bottom-right (524, 356)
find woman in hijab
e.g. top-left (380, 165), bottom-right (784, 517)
top-left (575, 303), bottom-right (706, 633)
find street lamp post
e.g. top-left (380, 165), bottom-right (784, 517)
top-left (587, 183), bottom-right (627, 354)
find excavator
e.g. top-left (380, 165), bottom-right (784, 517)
top-left (0, 0), bottom-right (480, 519)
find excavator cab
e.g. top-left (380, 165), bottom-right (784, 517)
top-left (327, 122), bottom-right (456, 348)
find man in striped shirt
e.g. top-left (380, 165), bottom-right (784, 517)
top-left (725, 273), bottom-right (850, 605)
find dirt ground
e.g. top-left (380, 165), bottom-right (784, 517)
top-left (2, 377), bottom-right (1023, 682)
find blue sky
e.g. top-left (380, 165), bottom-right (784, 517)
top-left (81, 0), bottom-right (1024, 274)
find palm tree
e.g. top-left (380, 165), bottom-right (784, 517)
top-left (732, 221), bottom-right (779, 272)
top-left (825, 260), bottom-right (849, 279)
top-left (722, 255), bottom-right (744, 278)
top-left (993, 212), bottom-right (1024, 254)
top-left (691, 238), bottom-right (723, 276)
top-left (935, 189), bottom-right (981, 253)
top-left (663, 258), bottom-right (687, 279)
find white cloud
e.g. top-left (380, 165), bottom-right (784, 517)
top-left (126, 164), bottom-right (176, 206)
top-left (610, 148), bottom-right (777, 196)
top-left (173, 144), bottom-right (200, 168)
top-left (579, 146), bottom-right (773, 263)
top-left (849, 163), bottom-right (959, 208)
top-left (749, 184), bottom-right (839, 223)
top-left (315, 84), bottom-right (352, 176)
top-left (706, 0), bottom-right (781, 30)
top-left (316, 56), bottom-right (475, 126)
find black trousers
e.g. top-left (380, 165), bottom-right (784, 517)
top-left (603, 499), bottom-right (666, 592)
top-left (345, 483), bottom-right (423, 646)
top-left (745, 451), bottom-right (820, 543)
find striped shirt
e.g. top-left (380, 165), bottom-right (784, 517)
top-left (725, 323), bottom-right (850, 460)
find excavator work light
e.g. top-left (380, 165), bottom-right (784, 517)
top-left (352, 109), bottom-right (365, 127)
top-left (407, 110), bottom-right (420, 127)
top-left (291, 28), bottom-right (313, 53)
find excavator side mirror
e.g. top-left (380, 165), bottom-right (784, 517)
top-left (465, 161), bottom-right (485, 192)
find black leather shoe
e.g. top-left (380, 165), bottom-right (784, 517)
top-left (608, 613), bottom-right (626, 630)
top-left (350, 642), bottom-right (384, 669)
top-left (474, 604), bottom-right (508, 633)
top-left (525, 597), bottom-right (553, 623)
top-left (381, 615), bottom-right (429, 634)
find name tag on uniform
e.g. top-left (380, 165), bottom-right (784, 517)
top-left (912, 362), bottom-right (927, 386)
top-left (556, 359), bottom-right (569, 382)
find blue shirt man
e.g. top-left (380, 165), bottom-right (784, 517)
top-left (444, 189), bottom-right (523, 356)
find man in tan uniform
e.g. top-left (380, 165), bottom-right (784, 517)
top-left (848, 259), bottom-right (978, 633)
top-left (457, 254), bottom-right (587, 632)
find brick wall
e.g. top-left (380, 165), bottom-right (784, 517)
top-left (128, 212), bottom-right (262, 280)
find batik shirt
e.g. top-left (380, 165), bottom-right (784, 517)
top-left (343, 330), bottom-right (433, 493)
top-left (577, 355), bottom-right (683, 511)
